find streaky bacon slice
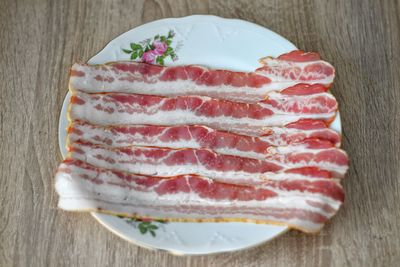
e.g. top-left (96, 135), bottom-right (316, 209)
top-left (68, 121), bottom-right (337, 151)
top-left (68, 121), bottom-right (277, 156)
top-left (69, 141), bottom-right (344, 185)
top-left (69, 92), bottom-right (337, 137)
top-left (55, 159), bottom-right (344, 233)
top-left (275, 50), bottom-right (322, 62)
top-left (257, 50), bottom-right (335, 87)
top-left (69, 51), bottom-right (334, 103)
top-left (68, 121), bottom-right (348, 177)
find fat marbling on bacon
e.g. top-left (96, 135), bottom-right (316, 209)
top-left (69, 50), bottom-right (334, 103)
top-left (68, 121), bottom-right (348, 177)
top-left (69, 91), bottom-right (338, 137)
top-left (55, 159), bottom-right (344, 233)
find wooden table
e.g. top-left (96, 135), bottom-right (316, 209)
top-left (1, 0), bottom-right (399, 266)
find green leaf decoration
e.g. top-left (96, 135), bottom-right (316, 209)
top-left (122, 49), bottom-right (132, 54)
top-left (156, 56), bottom-right (165, 65)
top-left (119, 216), bottom-right (168, 237)
top-left (160, 36), bottom-right (166, 42)
top-left (130, 43), bottom-right (142, 51)
top-left (154, 34), bottom-right (160, 40)
top-left (138, 224), bottom-right (147, 234)
top-left (138, 50), bottom-right (144, 57)
top-left (148, 225), bottom-right (158, 230)
top-left (166, 40), bottom-right (172, 45)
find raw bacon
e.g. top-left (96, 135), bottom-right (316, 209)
top-left (68, 121), bottom-right (348, 177)
top-left (68, 141), bottom-right (345, 185)
top-left (68, 121), bottom-right (279, 156)
top-left (261, 119), bottom-right (341, 147)
top-left (257, 50), bottom-right (335, 87)
top-left (68, 121), bottom-right (339, 152)
top-left (69, 91), bottom-right (337, 137)
top-left (69, 51), bottom-right (334, 103)
top-left (55, 159), bottom-right (344, 233)
top-left (56, 50), bottom-right (346, 233)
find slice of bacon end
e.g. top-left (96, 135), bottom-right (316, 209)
top-left (257, 50), bottom-right (335, 88)
top-left (277, 50), bottom-right (322, 62)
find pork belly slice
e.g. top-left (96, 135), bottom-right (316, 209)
top-left (69, 50), bottom-right (334, 103)
top-left (68, 140), bottom-right (346, 185)
top-left (55, 159), bottom-right (344, 233)
top-left (68, 121), bottom-right (339, 152)
top-left (69, 91), bottom-right (337, 137)
top-left (261, 119), bottom-right (341, 147)
top-left (68, 121), bottom-right (348, 177)
top-left (257, 50), bottom-right (335, 88)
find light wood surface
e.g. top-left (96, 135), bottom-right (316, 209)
top-left (1, 0), bottom-right (399, 266)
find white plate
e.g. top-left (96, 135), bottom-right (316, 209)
top-left (59, 15), bottom-right (341, 255)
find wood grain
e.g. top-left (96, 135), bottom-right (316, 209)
top-left (1, 0), bottom-right (399, 266)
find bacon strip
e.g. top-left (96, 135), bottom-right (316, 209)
top-left (261, 119), bottom-right (341, 146)
top-left (257, 50), bottom-right (335, 87)
top-left (69, 92), bottom-right (337, 137)
top-left (68, 121), bottom-right (337, 151)
top-left (68, 121), bottom-right (348, 177)
top-left (55, 159), bottom-right (343, 233)
top-left (68, 141), bottom-right (346, 185)
top-left (69, 51), bottom-right (334, 103)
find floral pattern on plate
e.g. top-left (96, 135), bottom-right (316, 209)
top-left (118, 216), bottom-right (168, 237)
top-left (122, 30), bottom-right (180, 65)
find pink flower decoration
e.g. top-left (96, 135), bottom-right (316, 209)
top-left (153, 40), bottom-right (168, 55)
top-left (141, 50), bottom-right (156, 63)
